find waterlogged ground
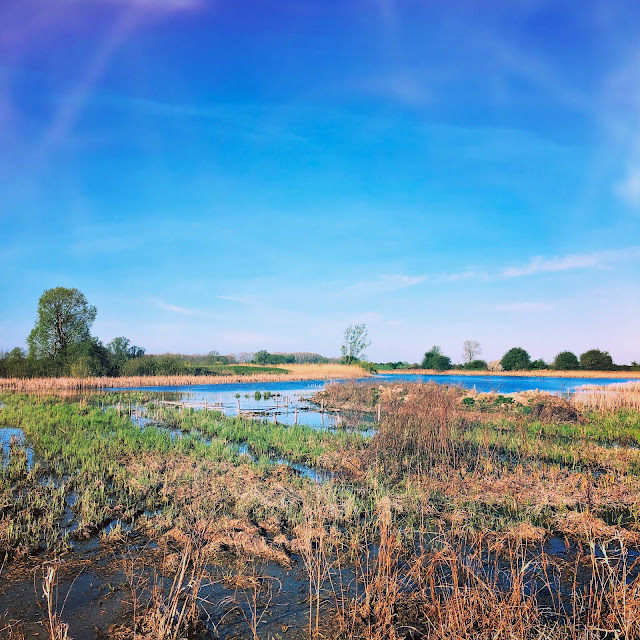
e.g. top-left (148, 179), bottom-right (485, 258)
top-left (110, 373), bottom-right (636, 428)
top-left (2, 382), bottom-right (640, 639)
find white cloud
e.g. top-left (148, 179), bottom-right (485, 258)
top-left (439, 270), bottom-right (479, 282)
top-left (154, 300), bottom-right (197, 315)
top-left (502, 247), bottom-right (640, 278)
top-left (342, 273), bottom-right (426, 297)
top-left (217, 295), bottom-right (250, 304)
top-left (497, 302), bottom-right (552, 313)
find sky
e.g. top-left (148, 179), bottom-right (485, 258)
top-left (1, 0), bottom-right (639, 364)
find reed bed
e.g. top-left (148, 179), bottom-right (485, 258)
top-left (0, 363), bottom-right (367, 393)
top-left (573, 381), bottom-right (640, 411)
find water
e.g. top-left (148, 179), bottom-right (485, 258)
top-left (110, 373), bottom-right (635, 429)
top-left (0, 426), bottom-right (35, 469)
top-left (236, 442), bottom-right (332, 483)
top-left (374, 373), bottom-right (636, 394)
top-left (112, 379), bottom-right (347, 428)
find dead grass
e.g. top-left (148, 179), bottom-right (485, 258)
top-left (573, 381), bottom-right (640, 411)
top-left (0, 363), bottom-right (366, 392)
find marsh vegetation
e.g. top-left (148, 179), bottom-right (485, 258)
top-left (1, 380), bottom-right (640, 638)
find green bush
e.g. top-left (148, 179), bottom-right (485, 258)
top-left (359, 361), bottom-right (379, 374)
top-left (463, 359), bottom-right (488, 370)
top-left (553, 351), bottom-right (580, 370)
top-left (579, 349), bottom-right (614, 371)
top-left (422, 346), bottom-right (452, 371)
top-left (500, 347), bottom-right (532, 371)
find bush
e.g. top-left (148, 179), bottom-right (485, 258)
top-left (579, 348), bottom-right (614, 371)
top-left (553, 351), bottom-right (580, 370)
top-left (121, 357), bottom-right (158, 376)
top-left (359, 361), bottom-right (379, 374)
top-left (422, 346), bottom-right (452, 371)
top-left (531, 359), bottom-right (547, 370)
top-left (463, 359), bottom-right (488, 370)
top-left (500, 347), bottom-right (532, 371)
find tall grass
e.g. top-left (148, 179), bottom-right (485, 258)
top-left (573, 381), bottom-right (640, 411)
top-left (369, 383), bottom-right (467, 476)
top-left (0, 363), bottom-right (368, 392)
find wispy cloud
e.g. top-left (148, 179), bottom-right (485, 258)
top-left (342, 273), bottom-right (426, 297)
top-left (439, 270), bottom-right (480, 282)
top-left (216, 295), bottom-right (256, 305)
top-left (154, 300), bottom-right (197, 315)
top-left (501, 247), bottom-right (640, 278)
top-left (497, 302), bottom-right (552, 313)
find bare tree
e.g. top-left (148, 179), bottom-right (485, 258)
top-left (462, 339), bottom-right (481, 363)
top-left (341, 324), bottom-right (371, 364)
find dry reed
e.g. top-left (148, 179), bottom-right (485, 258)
top-left (572, 381), bottom-right (640, 411)
top-left (0, 363), bottom-right (367, 393)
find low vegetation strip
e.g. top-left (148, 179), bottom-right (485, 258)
top-left (0, 363), bottom-right (369, 392)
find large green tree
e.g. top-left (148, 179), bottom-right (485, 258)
top-left (27, 287), bottom-right (97, 360)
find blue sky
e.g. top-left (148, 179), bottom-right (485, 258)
top-left (1, 0), bottom-right (639, 363)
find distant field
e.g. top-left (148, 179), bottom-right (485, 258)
top-left (384, 368), bottom-right (640, 378)
top-left (0, 362), bottom-right (368, 392)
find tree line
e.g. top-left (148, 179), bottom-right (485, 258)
top-left (0, 287), bottom-right (341, 379)
top-left (1, 289), bottom-right (636, 378)
top-left (415, 342), bottom-right (638, 372)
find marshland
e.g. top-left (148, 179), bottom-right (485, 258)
top-left (1, 373), bottom-right (640, 639)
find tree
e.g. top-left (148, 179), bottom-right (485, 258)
top-left (500, 347), bottom-right (532, 371)
top-left (462, 340), bottom-right (482, 364)
top-left (0, 348), bottom-right (29, 378)
top-left (579, 348), bottom-right (614, 371)
top-left (531, 358), bottom-right (547, 370)
top-left (68, 337), bottom-right (111, 377)
top-left (341, 324), bottom-right (371, 364)
top-left (107, 336), bottom-right (131, 363)
top-left (106, 336), bottom-right (145, 374)
top-left (129, 345), bottom-right (146, 359)
top-left (253, 350), bottom-right (270, 365)
top-left (554, 351), bottom-right (580, 370)
top-left (27, 287), bottom-right (97, 360)
top-left (422, 346), bottom-right (452, 371)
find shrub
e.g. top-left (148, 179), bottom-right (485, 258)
top-left (531, 359), bottom-right (547, 370)
top-left (500, 347), bottom-right (532, 371)
top-left (579, 348), bottom-right (614, 371)
top-left (422, 346), bottom-right (452, 371)
top-left (359, 361), bottom-right (379, 374)
top-left (464, 359), bottom-right (488, 370)
top-left (553, 351), bottom-right (580, 370)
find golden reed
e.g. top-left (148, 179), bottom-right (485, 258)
top-left (572, 381), bottom-right (640, 411)
top-left (0, 363), bottom-right (368, 393)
